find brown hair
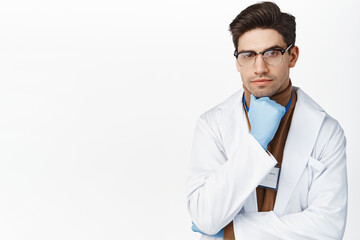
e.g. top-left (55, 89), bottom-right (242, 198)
top-left (229, 1), bottom-right (296, 51)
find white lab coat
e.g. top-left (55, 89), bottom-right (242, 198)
top-left (187, 87), bottom-right (347, 240)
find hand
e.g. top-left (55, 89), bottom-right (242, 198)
top-left (191, 222), bottom-right (224, 238)
top-left (248, 94), bottom-right (285, 150)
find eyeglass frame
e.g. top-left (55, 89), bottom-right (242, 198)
top-left (233, 44), bottom-right (293, 67)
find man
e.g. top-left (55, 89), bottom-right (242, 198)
top-left (187, 2), bottom-right (347, 240)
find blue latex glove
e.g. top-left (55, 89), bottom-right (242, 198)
top-left (248, 94), bottom-right (285, 150)
top-left (191, 222), bottom-right (224, 238)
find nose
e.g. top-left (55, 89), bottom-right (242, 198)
top-left (254, 54), bottom-right (269, 75)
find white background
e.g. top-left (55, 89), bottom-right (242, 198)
top-left (0, 0), bottom-right (359, 239)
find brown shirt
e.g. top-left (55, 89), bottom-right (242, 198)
top-left (223, 81), bottom-right (297, 239)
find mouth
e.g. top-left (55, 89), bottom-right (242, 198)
top-left (252, 79), bottom-right (272, 86)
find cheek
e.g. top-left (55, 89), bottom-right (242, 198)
top-left (282, 67), bottom-right (290, 79)
top-left (275, 65), bottom-right (289, 80)
top-left (239, 72), bottom-right (247, 83)
top-left (239, 70), bottom-right (250, 81)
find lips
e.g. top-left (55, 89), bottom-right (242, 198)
top-left (252, 79), bottom-right (272, 86)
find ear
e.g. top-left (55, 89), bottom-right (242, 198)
top-left (235, 59), bottom-right (241, 72)
top-left (288, 46), bottom-right (299, 68)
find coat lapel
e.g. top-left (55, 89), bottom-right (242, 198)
top-left (223, 89), bottom-right (259, 212)
top-left (274, 88), bottom-right (326, 216)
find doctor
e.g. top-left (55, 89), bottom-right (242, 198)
top-left (187, 2), bottom-right (347, 240)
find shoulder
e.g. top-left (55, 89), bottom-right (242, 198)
top-left (195, 90), bottom-right (243, 142)
top-left (295, 87), bottom-right (342, 130)
top-left (294, 87), bottom-right (324, 113)
top-left (198, 89), bottom-right (243, 123)
top-left (295, 87), bottom-right (346, 158)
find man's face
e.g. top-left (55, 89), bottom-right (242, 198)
top-left (236, 28), bottom-right (299, 98)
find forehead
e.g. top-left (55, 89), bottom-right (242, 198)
top-left (237, 28), bottom-right (286, 51)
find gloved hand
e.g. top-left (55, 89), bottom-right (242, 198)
top-left (191, 222), bottom-right (224, 238)
top-left (248, 94), bottom-right (285, 150)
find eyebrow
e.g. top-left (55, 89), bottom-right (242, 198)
top-left (238, 45), bottom-right (285, 52)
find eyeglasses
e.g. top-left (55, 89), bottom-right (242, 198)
top-left (234, 44), bottom-right (293, 68)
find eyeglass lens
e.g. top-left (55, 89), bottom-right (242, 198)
top-left (237, 50), bottom-right (283, 67)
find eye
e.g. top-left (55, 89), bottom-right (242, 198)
top-left (239, 52), bottom-right (255, 59)
top-left (264, 50), bottom-right (280, 57)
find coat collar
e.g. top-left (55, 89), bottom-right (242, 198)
top-left (273, 87), bottom-right (326, 215)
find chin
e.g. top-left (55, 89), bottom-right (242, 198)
top-left (251, 88), bottom-right (276, 98)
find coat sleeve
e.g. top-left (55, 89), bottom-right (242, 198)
top-left (187, 111), bottom-right (277, 235)
top-left (233, 120), bottom-right (348, 240)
